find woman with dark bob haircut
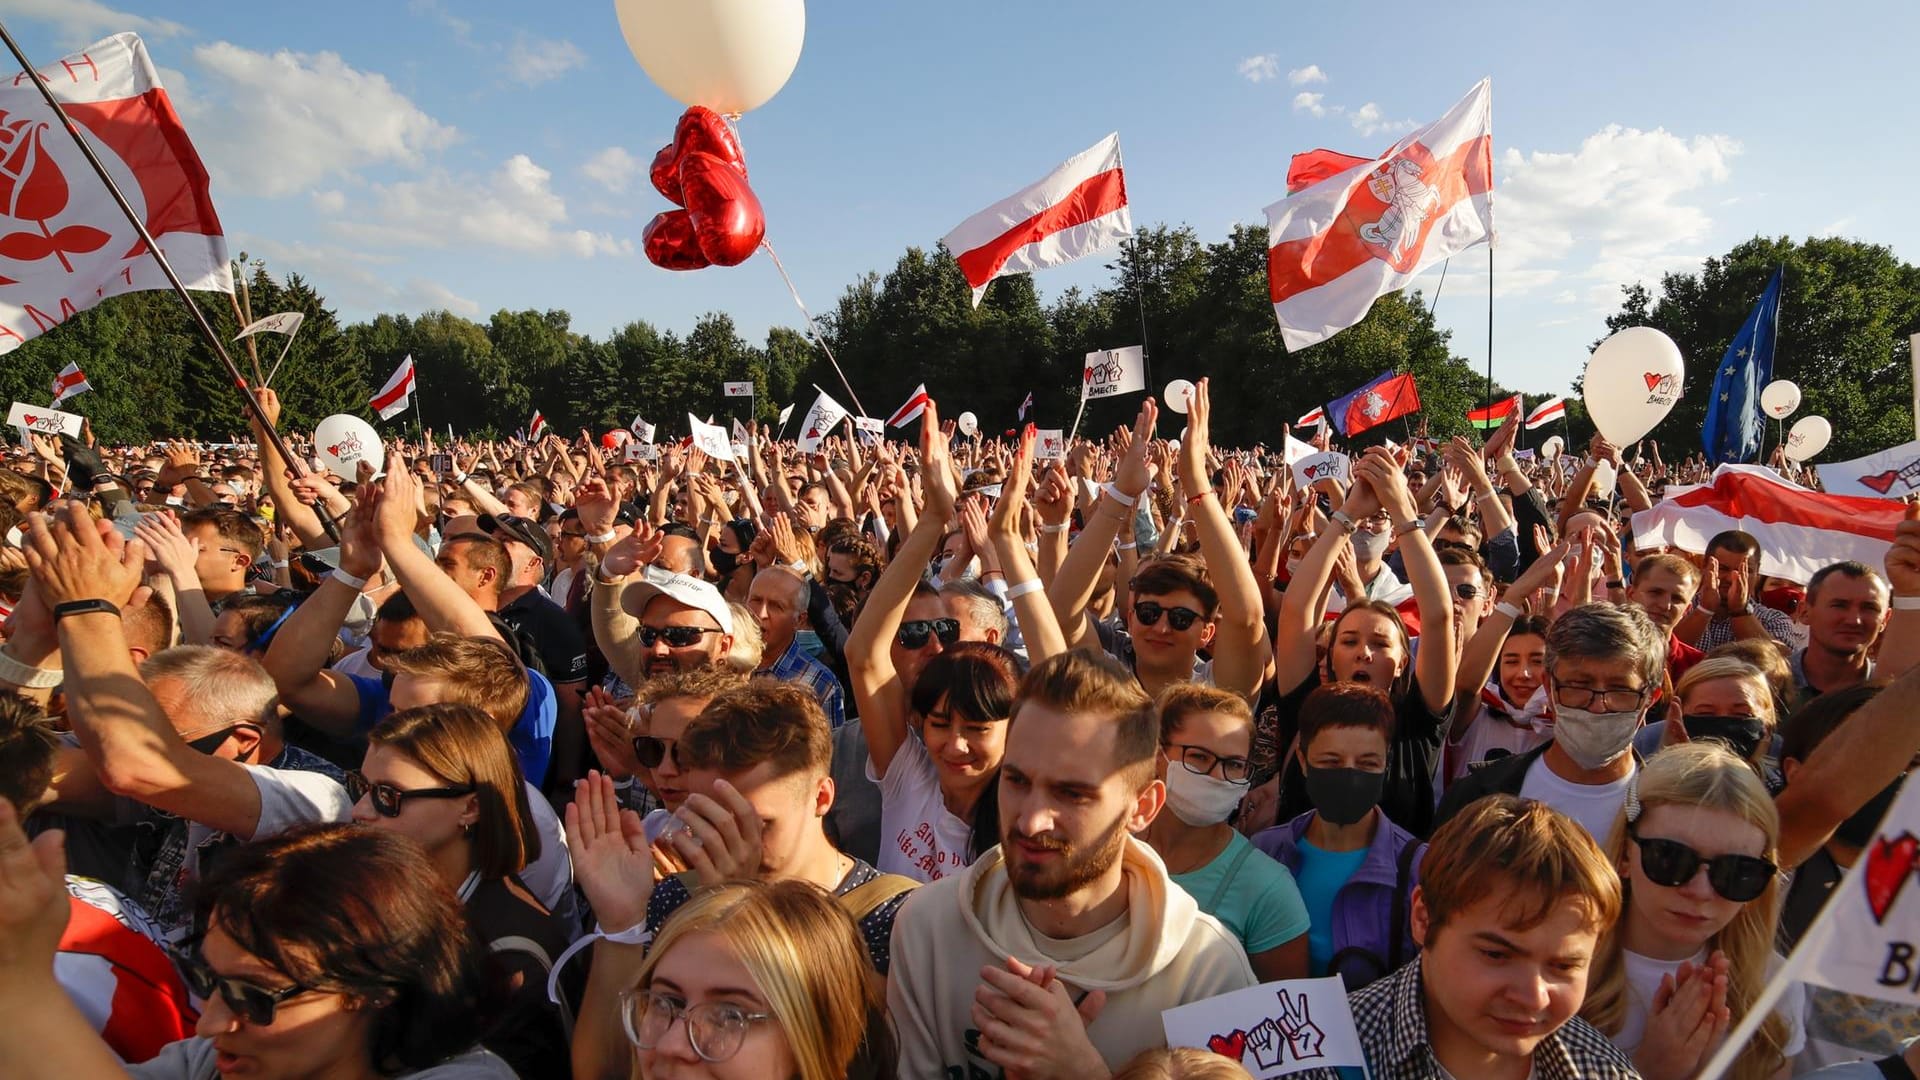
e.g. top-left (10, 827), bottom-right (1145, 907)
top-left (0, 808), bottom-right (518, 1079)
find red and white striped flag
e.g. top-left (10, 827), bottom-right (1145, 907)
top-left (527, 411), bottom-right (548, 442)
top-left (1265, 80), bottom-right (1494, 351)
top-left (887, 383), bottom-right (931, 428)
top-left (1525, 396), bottom-right (1566, 429)
top-left (369, 355), bottom-right (415, 421)
top-left (943, 134), bottom-right (1130, 307)
top-left (1297, 405), bottom-right (1326, 428)
top-left (1631, 465), bottom-right (1904, 584)
top-left (49, 362), bottom-right (91, 408)
top-left (1018, 391), bottom-right (1034, 421)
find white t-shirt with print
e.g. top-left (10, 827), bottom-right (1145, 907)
top-left (866, 734), bottom-right (973, 884)
top-left (1518, 754), bottom-right (1634, 850)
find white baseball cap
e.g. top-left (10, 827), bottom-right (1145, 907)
top-left (620, 565), bottom-right (734, 635)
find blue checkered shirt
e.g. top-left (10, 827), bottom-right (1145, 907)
top-left (757, 637), bottom-right (848, 727)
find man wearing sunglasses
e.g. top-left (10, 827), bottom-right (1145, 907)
top-left (1434, 604), bottom-right (1666, 847)
top-left (591, 564), bottom-right (737, 688)
top-left (179, 506), bottom-right (266, 611)
top-left (1437, 546), bottom-right (1496, 667)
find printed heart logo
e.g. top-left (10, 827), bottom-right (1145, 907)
top-left (1863, 470), bottom-right (1903, 495)
top-left (1642, 372), bottom-right (1663, 391)
top-left (1206, 1030), bottom-right (1248, 1061)
top-left (22, 414), bottom-right (38, 425)
top-left (1865, 831), bottom-right (1920, 923)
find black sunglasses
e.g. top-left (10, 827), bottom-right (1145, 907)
top-left (1133, 601), bottom-right (1203, 632)
top-left (169, 945), bottom-right (309, 1026)
top-left (186, 727), bottom-right (237, 756)
top-left (1453, 582), bottom-right (1484, 600)
top-left (896, 618), bottom-right (961, 650)
top-left (639, 625), bottom-right (723, 648)
top-left (1629, 825), bottom-right (1776, 903)
top-left (345, 770), bottom-right (474, 818)
top-left (632, 734), bottom-right (680, 770)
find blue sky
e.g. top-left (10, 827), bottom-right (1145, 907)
top-left (9, 0), bottom-right (1918, 401)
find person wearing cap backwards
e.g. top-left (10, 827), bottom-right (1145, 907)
top-left (589, 522), bottom-right (738, 689)
top-left (479, 512), bottom-right (590, 792)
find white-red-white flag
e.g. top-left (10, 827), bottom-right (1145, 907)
top-left (369, 356), bottom-right (415, 421)
top-left (1266, 79), bottom-right (1493, 351)
top-left (887, 383), bottom-right (931, 428)
top-left (49, 361), bottom-right (90, 407)
top-left (943, 134), bottom-right (1130, 307)
top-left (1297, 405), bottom-right (1326, 428)
top-left (1525, 396), bottom-right (1566, 429)
top-left (0, 33), bottom-right (230, 354)
top-left (527, 411), bottom-right (548, 442)
top-left (1631, 464), bottom-right (1904, 584)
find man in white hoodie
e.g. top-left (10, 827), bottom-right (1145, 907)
top-left (888, 651), bottom-right (1256, 1077)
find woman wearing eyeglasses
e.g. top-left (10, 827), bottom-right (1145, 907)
top-left (623, 878), bottom-right (891, 1079)
top-left (350, 702), bottom-right (575, 1080)
top-left (0, 814), bottom-right (516, 1079)
top-left (1582, 742), bottom-right (1803, 1080)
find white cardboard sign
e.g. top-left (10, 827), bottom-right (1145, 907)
top-left (1162, 977), bottom-right (1367, 1078)
top-left (1035, 428), bottom-right (1066, 460)
top-left (8, 402), bottom-right (82, 438)
top-left (1291, 450), bottom-right (1352, 489)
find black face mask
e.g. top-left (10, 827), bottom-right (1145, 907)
top-left (1302, 764), bottom-right (1385, 826)
top-left (1836, 773), bottom-right (1908, 848)
top-left (709, 549), bottom-right (739, 575)
top-left (1681, 714), bottom-right (1768, 762)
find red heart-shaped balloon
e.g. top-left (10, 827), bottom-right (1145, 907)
top-left (679, 151), bottom-right (764, 267)
top-left (650, 106), bottom-right (748, 206)
top-left (642, 210), bottom-right (711, 271)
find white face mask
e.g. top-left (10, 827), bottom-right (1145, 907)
top-left (1284, 556), bottom-right (1303, 579)
top-left (1162, 762), bottom-right (1250, 826)
top-left (1552, 704), bottom-right (1641, 769)
top-left (1350, 526), bottom-right (1391, 564)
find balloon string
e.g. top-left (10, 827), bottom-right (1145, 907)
top-left (761, 239), bottom-right (869, 419)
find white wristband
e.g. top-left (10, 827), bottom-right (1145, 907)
top-left (1116, 542), bottom-right (1138, 551)
top-left (1039, 523), bottom-right (1069, 534)
top-left (1005, 579), bottom-right (1045, 600)
top-left (547, 922), bottom-right (653, 1007)
top-left (1102, 483), bottom-right (1138, 508)
top-left (329, 567), bottom-right (369, 590)
top-left (1893, 596), bottom-right (1920, 611)
top-left (0, 647), bottom-right (62, 688)
top-left (453, 471), bottom-right (468, 484)
top-left (586, 530), bottom-right (617, 544)
top-left (271, 560), bottom-right (289, 569)
top-left (1494, 600), bottom-right (1524, 619)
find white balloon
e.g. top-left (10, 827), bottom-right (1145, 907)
top-left (1163, 379), bottom-right (1196, 415)
top-left (1783, 415), bottom-right (1832, 462)
top-left (1541, 435), bottom-right (1565, 460)
top-left (1760, 379), bottom-right (1802, 420)
top-left (957, 411), bottom-right (978, 437)
top-left (1591, 459), bottom-right (1618, 499)
top-left (1581, 326), bottom-right (1685, 445)
top-left (614, 0), bottom-right (806, 115)
top-left (313, 414), bottom-right (383, 478)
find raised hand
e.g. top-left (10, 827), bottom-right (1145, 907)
top-left (23, 504), bottom-right (148, 610)
top-left (920, 401), bottom-right (959, 522)
top-left (0, 797), bottom-right (68, 985)
top-left (1113, 399), bottom-right (1160, 499)
top-left (599, 522), bottom-right (665, 580)
top-left (132, 510), bottom-right (201, 582)
top-left (1886, 501), bottom-right (1920, 598)
top-left (581, 687), bottom-right (641, 780)
top-left (563, 771), bottom-right (655, 933)
top-left (661, 779), bottom-right (764, 887)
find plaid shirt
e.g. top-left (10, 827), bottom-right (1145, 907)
top-left (1293, 958), bottom-right (1640, 1080)
top-left (756, 637), bottom-right (847, 727)
top-left (1693, 602), bottom-right (1796, 652)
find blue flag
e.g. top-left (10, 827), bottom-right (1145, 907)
top-left (1703, 268), bottom-right (1783, 465)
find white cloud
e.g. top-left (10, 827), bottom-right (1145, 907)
top-left (1287, 65), bottom-right (1327, 86)
top-left (189, 42), bottom-right (458, 198)
top-left (1347, 103), bottom-right (1415, 137)
top-left (1291, 92), bottom-right (1327, 118)
top-left (1818, 216), bottom-right (1854, 238)
top-left (335, 154), bottom-right (633, 259)
top-left (401, 278), bottom-right (482, 317)
top-left (232, 234), bottom-right (477, 317)
top-left (505, 36), bottom-right (587, 86)
top-left (1238, 55), bottom-right (1281, 83)
top-left (1496, 125), bottom-right (1740, 302)
top-left (8, 0), bottom-right (185, 44)
top-left (582, 146), bottom-right (644, 194)
top-left (311, 190), bottom-right (347, 214)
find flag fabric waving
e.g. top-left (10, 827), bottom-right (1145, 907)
top-left (1630, 464), bottom-right (1903, 584)
top-left (1296, 405), bottom-right (1326, 428)
top-left (630, 415), bottom-right (655, 444)
top-left (49, 362), bottom-right (91, 408)
top-left (777, 403), bottom-right (795, 427)
top-left (1018, 391), bottom-right (1034, 421)
top-left (0, 33), bottom-right (231, 354)
top-left (369, 356), bottom-right (415, 421)
top-left (1327, 371), bottom-right (1422, 438)
top-left (798, 391), bottom-right (850, 452)
top-left (1265, 79), bottom-right (1494, 351)
top-left (527, 411), bottom-right (548, 442)
top-left (234, 312), bottom-right (304, 340)
top-left (1287, 149), bottom-right (1373, 194)
top-left (1703, 268), bottom-right (1784, 465)
top-left (1525, 396), bottom-right (1566, 429)
top-left (943, 134), bottom-right (1130, 307)
top-left (887, 384), bottom-right (931, 428)
top-left (1467, 394), bottom-right (1522, 429)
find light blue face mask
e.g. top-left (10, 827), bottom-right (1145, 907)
top-left (795, 629), bottom-right (824, 660)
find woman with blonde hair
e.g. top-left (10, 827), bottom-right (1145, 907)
top-left (1634, 658), bottom-right (1781, 786)
top-left (622, 879), bottom-right (891, 1080)
top-left (1112, 1046), bottom-right (1254, 1079)
top-left (1582, 742), bottom-right (1803, 1080)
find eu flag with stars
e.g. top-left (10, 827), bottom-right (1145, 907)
top-left (1703, 268), bottom-right (1783, 465)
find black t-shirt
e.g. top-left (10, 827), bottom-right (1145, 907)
top-left (465, 873), bottom-right (576, 1080)
top-left (1257, 670), bottom-right (1445, 837)
top-left (499, 589), bottom-right (589, 685)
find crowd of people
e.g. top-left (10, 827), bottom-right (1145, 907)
top-left (0, 377), bottom-right (1914, 1079)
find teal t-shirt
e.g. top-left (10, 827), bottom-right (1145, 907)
top-left (1169, 831), bottom-right (1309, 955)
top-left (1295, 836), bottom-right (1370, 976)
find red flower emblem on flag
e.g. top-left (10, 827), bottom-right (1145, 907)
top-left (0, 111), bottom-right (108, 274)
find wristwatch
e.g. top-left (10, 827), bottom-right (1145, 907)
top-left (52, 598), bottom-right (120, 622)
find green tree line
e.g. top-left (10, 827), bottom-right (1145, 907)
top-left (0, 231), bottom-right (1911, 460)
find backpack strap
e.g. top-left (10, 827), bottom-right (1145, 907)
top-left (839, 873), bottom-right (919, 923)
top-left (1204, 839), bottom-right (1258, 912)
top-left (490, 935), bottom-right (574, 1044)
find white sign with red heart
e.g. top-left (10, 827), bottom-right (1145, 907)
top-left (7, 402), bottom-right (83, 438)
top-left (1035, 428), bottom-right (1066, 461)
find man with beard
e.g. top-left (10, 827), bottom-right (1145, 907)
top-left (888, 652), bottom-right (1254, 1077)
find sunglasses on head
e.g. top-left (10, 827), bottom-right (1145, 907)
top-left (638, 624), bottom-right (723, 648)
top-left (1629, 824), bottom-right (1776, 902)
top-left (169, 944), bottom-right (309, 1026)
top-left (896, 618), bottom-right (961, 650)
top-left (631, 734), bottom-right (680, 770)
top-left (344, 770), bottom-right (474, 818)
top-left (1133, 600), bottom-right (1203, 632)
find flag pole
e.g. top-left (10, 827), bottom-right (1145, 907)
top-left (0, 20), bottom-right (340, 541)
top-left (1485, 244), bottom-right (1495, 411)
